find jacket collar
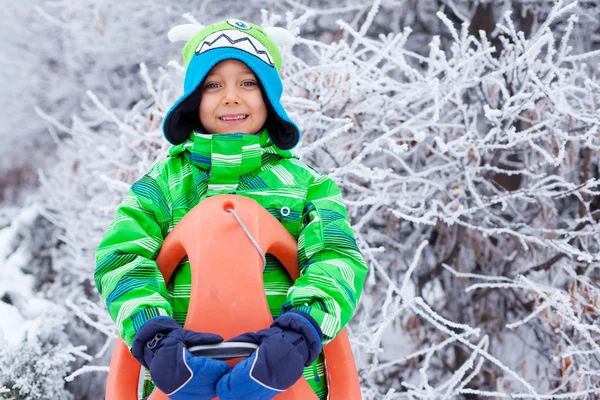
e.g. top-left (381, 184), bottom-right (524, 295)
top-left (168, 129), bottom-right (294, 195)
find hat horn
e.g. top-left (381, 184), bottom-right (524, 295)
top-left (264, 27), bottom-right (296, 47)
top-left (168, 24), bottom-right (205, 43)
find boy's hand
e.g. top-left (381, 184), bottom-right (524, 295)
top-left (216, 311), bottom-right (323, 400)
top-left (131, 316), bottom-right (230, 400)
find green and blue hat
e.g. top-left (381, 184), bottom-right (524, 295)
top-left (163, 18), bottom-right (301, 150)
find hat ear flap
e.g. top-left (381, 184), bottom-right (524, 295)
top-left (264, 27), bottom-right (296, 47)
top-left (168, 24), bottom-right (205, 43)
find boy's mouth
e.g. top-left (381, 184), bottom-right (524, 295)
top-left (219, 114), bottom-right (249, 124)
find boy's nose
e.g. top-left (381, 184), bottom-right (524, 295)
top-left (222, 88), bottom-right (241, 105)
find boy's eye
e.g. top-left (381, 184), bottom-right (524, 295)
top-left (204, 83), bottom-right (220, 89)
top-left (242, 81), bottom-right (257, 87)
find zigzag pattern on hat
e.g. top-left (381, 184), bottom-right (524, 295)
top-left (196, 30), bottom-right (274, 67)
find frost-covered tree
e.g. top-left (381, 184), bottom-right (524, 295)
top-left (2, 0), bottom-right (600, 399)
top-left (4, 0), bottom-right (598, 201)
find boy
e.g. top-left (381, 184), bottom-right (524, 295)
top-left (95, 18), bottom-right (368, 400)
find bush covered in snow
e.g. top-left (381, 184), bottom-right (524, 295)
top-left (2, 0), bottom-right (600, 399)
top-left (0, 207), bottom-right (94, 400)
top-left (0, 314), bottom-right (75, 400)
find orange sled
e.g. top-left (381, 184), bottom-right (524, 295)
top-left (105, 194), bottom-right (362, 399)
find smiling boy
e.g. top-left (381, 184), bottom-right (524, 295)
top-left (95, 19), bottom-right (368, 400)
top-left (199, 59), bottom-right (267, 134)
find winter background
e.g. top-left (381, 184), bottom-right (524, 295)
top-left (1, 0), bottom-right (600, 399)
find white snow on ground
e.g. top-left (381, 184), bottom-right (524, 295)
top-left (0, 206), bottom-right (54, 347)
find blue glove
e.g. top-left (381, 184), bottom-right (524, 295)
top-left (216, 310), bottom-right (323, 400)
top-left (131, 316), bottom-right (231, 400)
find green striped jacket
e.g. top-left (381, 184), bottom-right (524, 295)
top-left (95, 130), bottom-right (368, 397)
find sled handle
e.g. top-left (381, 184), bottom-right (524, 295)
top-left (187, 342), bottom-right (259, 360)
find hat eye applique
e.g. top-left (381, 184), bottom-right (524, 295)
top-left (227, 19), bottom-right (251, 30)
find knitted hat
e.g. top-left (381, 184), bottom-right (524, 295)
top-left (163, 18), bottom-right (301, 150)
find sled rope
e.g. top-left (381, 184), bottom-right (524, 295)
top-left (226, 208), bottom-right (267, 270)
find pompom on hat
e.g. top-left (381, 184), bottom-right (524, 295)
top-left (163, 19), bottom-right (301, 150)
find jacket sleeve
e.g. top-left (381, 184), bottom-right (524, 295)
top-left (94, 162), bottom-right (173, 347)
top-left (282, 173), bottom-right (368, 344)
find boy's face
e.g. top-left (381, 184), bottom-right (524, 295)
top-left (199, 59), bottom-right (268, 135)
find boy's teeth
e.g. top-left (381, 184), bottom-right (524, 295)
top-left (221, 115), bottom-right (247, 121)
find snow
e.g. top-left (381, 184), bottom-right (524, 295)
top-left (0, 206), bottom-right (59, 348)
top-left (0, 302), bottom-right (26, 346)
top-left (0, 208), bottom-right (38, 346)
